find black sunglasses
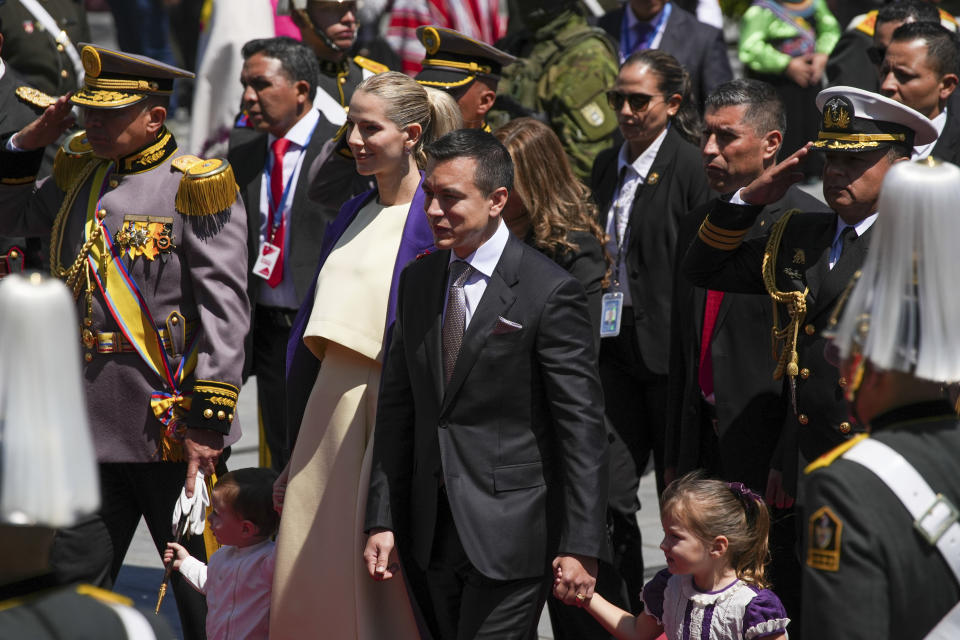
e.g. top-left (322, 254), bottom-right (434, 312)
top-left (866, 45), bottom-right (886, 65)
top-left (606, 90), bottom-right (662, 113)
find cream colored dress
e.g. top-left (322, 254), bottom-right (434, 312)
top-left (270, 199), bottom-right (421, 639)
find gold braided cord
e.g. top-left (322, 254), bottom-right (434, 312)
top-left (422, 58), bottom-right (494, 75)
top-left (816, 131), bottom-right (906, 143)
top-left (85, 76), bottom-right (170, 93)
top-left (762, 209), bottom-right (808, 380)
top-left (50, 159), bottom-right (105, 280)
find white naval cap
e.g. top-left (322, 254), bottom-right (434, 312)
top-left (812, 86), bottom-right (938, 152)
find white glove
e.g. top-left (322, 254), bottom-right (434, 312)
top-left (172, 470), bottom-right (209, 537)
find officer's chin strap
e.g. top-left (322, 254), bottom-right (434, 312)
top-left (296, 9), bottom-right (348, 55)
top-left (841, 439), bottom-right (960, 639)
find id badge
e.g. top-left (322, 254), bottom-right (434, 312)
top-left (600, 292), bottom-right (624, 338)
top-left (252, 242), bottom-right (281, 280)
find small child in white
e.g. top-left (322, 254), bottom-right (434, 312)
top-left (164, 467), bottom-right (278, 640)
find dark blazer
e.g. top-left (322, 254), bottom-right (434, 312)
top-left (227, 113), bottom-right (340, 308)
top-left (364, 232), bottom-right (610, 581)
top-left (596, 3), bottom-right (733, 111)
top-left (285, 180), bottom-right (434, 442)
top-left (826, 28), bottom-right (878, 92)
top-left (666, 187), bottom-right (830, 492)
top-left (591, 127), bottom-right (713, 375)
top-left (683, 199), bottom-right (870, 494)
top-left (931, 93), bottom-right (960, 165)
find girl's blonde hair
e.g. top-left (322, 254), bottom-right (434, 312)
top-left (355, 71), bottom-right (463, 168)
top-left (660, 471), bottom-right (772, 588)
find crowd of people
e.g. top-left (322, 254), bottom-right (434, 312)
top-left (2, 1), bottom-right (960, 640)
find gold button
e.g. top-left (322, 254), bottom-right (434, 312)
top-left (800, 368), bottom-right (810, 379)
top-left (798, 414), bottom-right (809, 425)
top-left (203, 408), bottom-right (213, 419)
top-left (98, 208), bottom-right (107, 219)
top-left (84, 318), bottom-right (92, 327)
top-left (838, 376), bottom-right (848, 387)
top-left (839, 421), bottom-right (851, 434)
top-left (339, 76), bottom-right (346, 84)
top-left (8, 249), bottom-right (18, 259)
top-left (109, 179), bottom-right (118, 188)
top-left (170, 316), bottom-right (179, 325)
top-left (228, 414), bottom-right (234, 421)
top-left (84, 352), bottom-right (93, 362)
top-left (57, 44), bottom-right (65, 52)
top-left (217, 410), bottom-right (226, 420)
top-left (61, 69), bottom-right (69, 78)
top-left (804, 324), bottom-right (815, 336)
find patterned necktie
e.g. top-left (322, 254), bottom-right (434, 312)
top-left (267, 137), bottom-right (291, 288)
top-left (442, 260), bottom-right (473, 384)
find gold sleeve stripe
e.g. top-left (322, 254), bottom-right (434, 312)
top-left (702, 219), bottom-right (751, 238)
top-left (698, 222), bottom-right (748, 250)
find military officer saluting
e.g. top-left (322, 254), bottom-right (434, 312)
top-left (414, 25), bottom-right (516, 131)
top-left (682, 87), bottom-right (936, 505)
top-left (803, 158), bottom-right (960, 640)
top-left (0, 44), bottom-right (248, 640)
top-left (275, 0), bottom-right (387, 126)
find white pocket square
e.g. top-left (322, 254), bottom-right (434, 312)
top-left (492, 316), bottom-right (523, 334)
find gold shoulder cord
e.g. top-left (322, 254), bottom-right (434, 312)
top-left (49, 159), bottom-right (107, 300)
top-left (762, 208), bottom-right (808, 380)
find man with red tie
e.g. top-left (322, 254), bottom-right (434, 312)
top-left (228, 37), bottom-right (339, 469)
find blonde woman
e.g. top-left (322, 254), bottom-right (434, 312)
top-left (270, 71), bottom-right (461, 639)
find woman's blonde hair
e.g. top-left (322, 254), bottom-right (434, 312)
top-left (355, 71), bottom-right (462, 168)
top-left (660, 471), bottom-right (773, 589)
top-left (493, 118), bottom-right (609, 280)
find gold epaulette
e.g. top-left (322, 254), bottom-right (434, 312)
top-left (15, 86), bottom-right (58, 110)
top-left (354, 55), bottom-right (389, 74)
top-left (173, 156), bottom-right (239, 216)
top-left (53, 130), bottom-right (97, 191)
top-left (804, 433), bottom-right (870, 474)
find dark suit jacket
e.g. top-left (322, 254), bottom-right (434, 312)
top-left (227, 113), bottom-right (340, 309)
top-left (365, 232), bottom-right (609, 581)
top-left (591, 127), bottom-right (713, 375)
top-left (667, 187), bottom-right (830, 492)
top-left (826, 28), bottom-right (878, 92)
top-left (596, 3), bottom-right (733, 111)
top-left (683, 199), bottom-right (870, 494)
top-left (931, 94), bottom-right (960, 165)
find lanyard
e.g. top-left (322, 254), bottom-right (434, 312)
top-left (264, 118), bottom-right (321, 242)
top-left (620, 2), bottom-right (671, 62)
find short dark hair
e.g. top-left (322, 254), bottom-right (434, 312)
top-left (214, 467), bottom-right (280, 538)
top-left (704, 79), bottom-right (787, 137)
top-left (241, 36), bottom-right (320, 101)
top-left (424, 129), bottom-right (514, 195)
top-left (876, 0), bottom-right (940, 29)
top-left (891, 22), bottom-right (960, 77)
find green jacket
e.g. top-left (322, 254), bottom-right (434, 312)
top-left (739, 0), bottom-right (840, 75)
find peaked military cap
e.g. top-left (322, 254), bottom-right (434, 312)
top-left (415, 26), bottom-right (516, 90)
top-left (812, 86), bottom-right (937, 153)
top-left (71, 43), bottom-right (195, 109)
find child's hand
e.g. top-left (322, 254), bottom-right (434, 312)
top-left (164, 542), bottom-right (190, 570)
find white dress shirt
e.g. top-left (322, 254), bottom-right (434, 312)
top-left (443, 219), bottom-right (510, 329)
top-left (257, 108), bottom-right (321, 309)
top-left (604, 127), bottom-right (670, 306)
top-left (912, 108), bottom-right (947, 160)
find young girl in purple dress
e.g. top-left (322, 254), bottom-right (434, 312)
top-left (562, 472), bottom-right (790, 640)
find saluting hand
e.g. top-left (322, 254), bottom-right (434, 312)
top-left (741, 143), bottom-right (810, 207)
top-left (13, 93), bottom-right (76, 151)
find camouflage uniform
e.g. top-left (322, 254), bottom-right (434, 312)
top-left (490, 8), bottom-right (618, 180)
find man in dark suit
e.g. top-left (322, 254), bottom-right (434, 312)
top-left (667, 79), bottom-right (829, 635)
top-left (596, 0), bottom-right (733, 111)
top-left (683, 86), bottom-right (936, 506)
top-left (363, 129), bottom-right (608, 640)
top-left (879, 22), bottom-right (960, 163)
top-left (228, 37), bottom-right (338, 469)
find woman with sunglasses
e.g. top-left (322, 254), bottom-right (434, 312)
top-left (589, 48), bottom-right (712, 617)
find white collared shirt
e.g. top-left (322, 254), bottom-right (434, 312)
top-left (829, 213), bottom-right (877, 269)
top-left (912, 108), bottom-right (948, 160)
top-left (0, 59), bottom-right (6, 82)
top-left (604, 128), bottom-right (670, 306)
top-left (444, 220), bottom-right (510, 329)
top-left (257, 108), bottom-right (322, 308)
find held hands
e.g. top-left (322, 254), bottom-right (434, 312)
top-left (364, 528), bottom-right (401, 581)
top-left (163, 542), bottom-right (190, 571)
top-left (741, 143), bottom-right (810, 207)
top-left (552, 554), bottom-right (599, 607)
top-left (765, 468), bottom-right (795, 509)
top-left (184, 427), bottom-right (223, 498)
top-left (13, 93), bottom-right (76, 151)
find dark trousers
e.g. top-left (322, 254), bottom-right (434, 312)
top-left (252, 304), bottom-right (297, 470)
top-left (417, 490), bottom-right (551, 640)
top-left (47, 462), bottom-right (209, 640)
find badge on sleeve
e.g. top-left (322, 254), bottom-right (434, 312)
top-left (807, 506), bottom-right (843, 571)
top-left (600, 292), bottom-right (624, 338)
top-left (253, 242), bottom-right (282, 280)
